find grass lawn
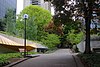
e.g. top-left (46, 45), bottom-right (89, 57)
top-left (78, 53), bottom-right (100, 67)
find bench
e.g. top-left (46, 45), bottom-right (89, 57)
top-left (92, 47), bottom-right (100, 52)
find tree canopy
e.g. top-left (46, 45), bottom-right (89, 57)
top-left (16, 5), bottom-right (52, 40)
top-left (51, 0), bottom-right (100, 53)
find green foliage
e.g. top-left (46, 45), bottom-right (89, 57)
top-left (0, 53), bottom-right (22, 66)
top-left (0, 19), bottom-right (6, 31)
top-left (22, 5), bottom-right (51, 26)
top-left (0, 52), bottom-right (37, 66)
top-left (63, 21), bottom-right (81, 34)
top-left (67, 30), bottom-right (83, 45)
top-left (0, 8), bottom-right (16, 34)
top-left (4, 9), bottom-right (16, 35)
top-left (16, 5), bottom-right (52, 40)
top-left (52, 0), bottom-right (72, 25)
top-left (78, 53), bottom-right (100, 67)
top-left (59, 21), bottom-right (82, 48)
top-left (41, 34), bottom-right (60, 48)
top-left (37, 31), bottom-right (48, 41)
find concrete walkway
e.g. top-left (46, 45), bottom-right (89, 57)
top-left (10, 49), bottom-right (84, 67)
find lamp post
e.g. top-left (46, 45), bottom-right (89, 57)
top-left (23, 14), bottom-right (28, 57)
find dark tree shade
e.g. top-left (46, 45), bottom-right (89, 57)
top-left (0, 19), bottom-right (5, 31)
top-left (52, 0), bottom-right (75, 26)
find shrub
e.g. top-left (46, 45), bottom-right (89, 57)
top-left (78, 53), bottom-right (100, 67)
top-left (0, 52), bottom-right (37, 66)
top-left (67, 30), bottom-right (83, 45)
top-left (0, 53), bottom-right (21, 66)
top-left (41, 34), bottom-right (60, 49)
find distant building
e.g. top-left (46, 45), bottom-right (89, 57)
top-left (0, 0), bottom-right (17, 18)
top-left (17, 0), bottom-right (51, 14)
top-left (23, 0), bottom-right (45, 8)
top-left (43, 1), bottom-right (51, 12)
top-left (23, 0), bottom-right (31, 8)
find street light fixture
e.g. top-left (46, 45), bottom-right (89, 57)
top-left (23, 14), bottom-right (28, 57)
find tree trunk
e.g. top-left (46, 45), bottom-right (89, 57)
top-left (84, 0), bottom-right (94, 54)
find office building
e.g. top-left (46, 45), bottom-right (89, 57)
top-left (0, 0), bottom-right (17, 18)
top-left (17, 0), bottom-right (51, 14)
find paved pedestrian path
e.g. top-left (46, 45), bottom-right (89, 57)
top-left (10, 49), bottom-right (84, 67)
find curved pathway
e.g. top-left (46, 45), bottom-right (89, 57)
top-left (12, 49), bottom-right (84, 67)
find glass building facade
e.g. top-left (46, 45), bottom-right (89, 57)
top-left (0, 0), bottom-right (17, 18)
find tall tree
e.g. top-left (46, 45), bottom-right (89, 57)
top-left (75, 0), bottom-right (100, 54)
top-left (51, 0), bottom-right (100, 53)
top-left (84, 0), bottom-right (100, 53)
top-left (52, 0), bottom-right (81, 47)
top-left (16, 5), bottom-right (52, 40)
top-left (4, 9), bottom-right (16, 35)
